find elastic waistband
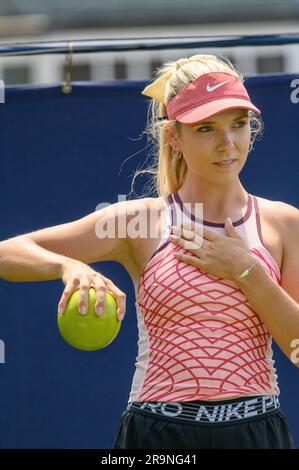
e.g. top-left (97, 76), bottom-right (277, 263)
top-left (127, 395), bottom-right (280, 425)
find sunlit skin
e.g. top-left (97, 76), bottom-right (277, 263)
top-left (162, 106), bottom-right (259, 286)
top-left (164, 108), bottom-right (252, 220)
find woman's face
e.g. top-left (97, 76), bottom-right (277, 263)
top-left (167, 108), bottom-right (251, 184)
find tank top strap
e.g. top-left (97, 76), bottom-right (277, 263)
top-left (164, 192), bottom-right (201, 227)
top-left (171, 191), bottom-right (253, 228)
top-left (153, 194), bottom-right (173, 252)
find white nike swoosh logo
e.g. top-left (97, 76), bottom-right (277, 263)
top-left (207, 81), bottom-right (229, 92)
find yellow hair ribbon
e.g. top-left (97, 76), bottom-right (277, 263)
top-left (141, 71), bottom-right (172, 103)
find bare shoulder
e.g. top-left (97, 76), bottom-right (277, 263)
top-left (259, 197), bottom-right (299, 270)
top-left (256, 195), bottom-right (299, 247)
top-left (259, 197), bottom-right (299, 303)
top-left (272, 200), bottom-right (299, 244)
top-left (124, 195), bottom-right (167, 245)
top-left (126, 195), bottom-right (166, 210)
top-left (123, 195), bottom-right (166, 222)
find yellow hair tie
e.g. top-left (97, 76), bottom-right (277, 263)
top-left (141, 71), bottom-right (172, 103)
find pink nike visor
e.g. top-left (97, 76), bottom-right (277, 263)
top-left (166, 72), bottom-right (261, 123)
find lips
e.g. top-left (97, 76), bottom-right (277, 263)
top-left (213, 159), bottom-right (237, 168)
top-left (213, 159), bottom-right (237, 164)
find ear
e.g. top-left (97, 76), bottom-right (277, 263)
top-left (164, 122), bottom-right (182, 152)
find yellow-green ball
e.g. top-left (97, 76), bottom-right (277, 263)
top-left (57, 288), bottom-right (121, 351)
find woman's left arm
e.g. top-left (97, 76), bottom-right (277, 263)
top-left (235, 202), bottom-right (299, 366)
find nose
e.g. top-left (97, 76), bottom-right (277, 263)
top-left (216, 131), bottom-right (235, 152)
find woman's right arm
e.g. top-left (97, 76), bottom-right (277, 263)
top-left (0, 201), bottom-right (132, 319)
top-left (0, 236), bottom-right (70, 282)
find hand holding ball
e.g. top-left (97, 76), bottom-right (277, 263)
top-left (57, 288), bottom-right (121, 351)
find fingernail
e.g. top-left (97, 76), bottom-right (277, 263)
top-left (80, 306), bottom-right (87, 315)
top-left (96, 306), bottom-right (103, 315)
top-left (58, 306), bottom-right (64, 314)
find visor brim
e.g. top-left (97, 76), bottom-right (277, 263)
top-left (175, 98), bottom-right (261, 124)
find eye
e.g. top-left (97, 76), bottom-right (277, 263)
top-left (234, 120), bottom-right (248, 128)
top-left (197, 120), bottom-right (248, 132)
top-left (197, 126), bottom-right (212, 133)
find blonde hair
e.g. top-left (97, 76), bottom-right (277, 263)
top-left (129, 54), bottom-right (263, 198)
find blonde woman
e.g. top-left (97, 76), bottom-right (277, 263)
top-left (0, 54), bottom-right (297, 449)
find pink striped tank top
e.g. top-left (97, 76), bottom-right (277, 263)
top-left (128, 192), bottom-right (280, 403)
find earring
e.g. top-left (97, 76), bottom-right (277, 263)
top-left (172, 149), bottom-right (182, 159)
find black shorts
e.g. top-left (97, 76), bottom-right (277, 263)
top-left (112, 396), bottom-right (295, 449)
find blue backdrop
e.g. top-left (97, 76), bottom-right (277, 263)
top-left (0, 75), bottom-right (298, 449)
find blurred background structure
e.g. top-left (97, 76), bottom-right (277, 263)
top-left (0, 0), bottom-right (299, 84)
